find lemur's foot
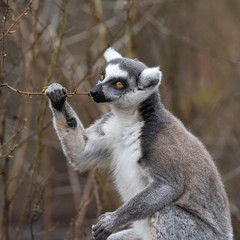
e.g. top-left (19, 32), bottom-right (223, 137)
top-left (92, 212), bottom-right (117, 240)
top-left (45, 83), bottom-right (67, 111)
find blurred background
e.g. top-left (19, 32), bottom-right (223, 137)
top-left (0, 0), bottom-right (240, 239)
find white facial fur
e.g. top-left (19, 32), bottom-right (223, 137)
top-left (104, 47), bottom-right (122, 62)
top-left (110, 86), bottom-right (155, 110)
top-left (109, 67), bottom-right (162, 109)
top-left (102, 64), bottom-right (128, 84)
top-left (101, 48), bottom-right (162, 109)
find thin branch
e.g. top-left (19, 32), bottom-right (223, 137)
top-left (143, 9), bottom-right (240, 70)
top-left (0, 118), bottom-right (27, 151)
top-left (0, 0), bottom-right (34, 41)
top-left (93, 1), bottom-right (113, 40)
top-left (0, 0), bottom-right (9, 85)
top-left (223, 165), bottom-right (240, 183)
top-left (74, 171), bottom-right (95, 239)
top-left (0, 83), bottom-right (90, 96)
top-left (0, 144), bottom-right (18, 160)
top-left (1, 1), bottom-right (10, 239)
top-left (44, 0), bottom-right (67, 85)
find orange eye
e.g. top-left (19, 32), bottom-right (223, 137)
top-left (100, 75), bottom-right (104, 81)
top-left (116, 82), bottom-right (124, 88)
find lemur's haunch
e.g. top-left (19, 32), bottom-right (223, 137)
top-left (46, 48), bottom-right (233, 240)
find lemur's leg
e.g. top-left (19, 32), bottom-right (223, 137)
top-left (151, 205), bottom-right (217, 240)
top-left (92, 179), bottom-right (181, 240)
top-left (107, 229), bottom-right (141, 240)
top-left (45, 83), bottom-right (111, 171)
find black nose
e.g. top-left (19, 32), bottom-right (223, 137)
top-left (89, 84), bottom-right (108, 103)
top-left (90, 85), bottom-right (99, 97)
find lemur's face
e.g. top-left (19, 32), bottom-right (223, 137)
top-left (90, 48), bottom-right (162, 108)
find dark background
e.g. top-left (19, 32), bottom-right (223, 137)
top-left (0, 0), bottom-right (239, 239)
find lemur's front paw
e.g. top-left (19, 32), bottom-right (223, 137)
top-left (45, 83), bottom-right (67, 111)
top-left (92, 212), bottom-right (117, 240)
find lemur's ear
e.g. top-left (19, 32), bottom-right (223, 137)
top-left (104, 47), bottom-right (122, 62)
top-left (138, 67), bottom-right (162, 90)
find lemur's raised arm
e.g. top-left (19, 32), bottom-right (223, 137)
top-left (46, 48), bottom-right (233, 240)
top-left (46, 83), bottom-right (111, 171)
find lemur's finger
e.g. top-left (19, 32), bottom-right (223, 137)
top-left (92, 224), bottom-right (103, 237)
top-left (62, 87), bottom-right (67, 95)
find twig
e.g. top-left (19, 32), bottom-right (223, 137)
top-left (143, 9), bottom-right (240, 70)
top-left (0, 118), bottom-right (27, 151)
top-left (0, 144), bottom-right (18, 160)
top-left (93, 0), bottom-right (113, 40)
top-left (74, 171), bottom-right (94, 239)
top-left (125, 0), bottom-right (137, 58)
top-left (223, 165), bottom-right (240, 183)
top-left (1, 1), bottom-right (10, 239)
top-left (0, 0), bottom-right (34, 41)
top-left (0, 0), bottom-right (9, 85)
top-left (0, 83), bottom-right (90, 96)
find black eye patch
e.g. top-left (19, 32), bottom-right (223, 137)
top-left (100, 69), bottom-right (106, 81)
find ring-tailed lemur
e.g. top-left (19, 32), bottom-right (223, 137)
top-left (45, 48), bottom-right (233, 240)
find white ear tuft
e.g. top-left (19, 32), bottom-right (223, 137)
top-left (104, 47), bottom-right (122, 62)
top-left (138, 67), bottom-right (162, 90)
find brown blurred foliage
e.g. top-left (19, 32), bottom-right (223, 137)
top-left (0, 0), bottom-right (239, 239)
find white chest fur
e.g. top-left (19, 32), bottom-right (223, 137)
top-left (103, 112), bottom-right (152, 240)
top-left (103, 114), bottom-right (149, 202)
